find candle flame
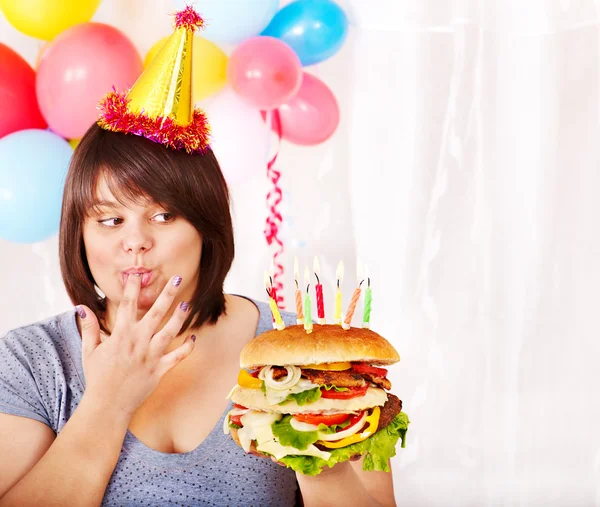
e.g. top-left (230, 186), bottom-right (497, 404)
top-left (263, 270), bottom-right (271, 290)
top-left (269, 258), bottom-right (275, 278)
top-left (304, 266), bottom-right (310, 291)
top-left (294, 256), bottom-right (299, 282)
top-left (336, 260), bottom-right (344, 283)
top-left (356, 260), bottom-right (363, 285)
top-left (313, 256), bottom-right (321, 276)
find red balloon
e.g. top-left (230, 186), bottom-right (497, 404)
top-left (0, 43), bottom-right (47, 138)
top-left (228, 36), bottom-right (302, 110)
top-left (263, 72), bottom-right (339, 146)
top-left (36, 23), bottom-right (143, 139)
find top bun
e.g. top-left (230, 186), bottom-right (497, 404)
top-left (240, 324), bottom-right (400, 368)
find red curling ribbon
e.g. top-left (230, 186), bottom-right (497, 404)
top-left (264, 109), bottom-right (285, 309)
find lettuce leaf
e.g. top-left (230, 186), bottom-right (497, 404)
top-left (279, 412), bottom-right (410, 476)
top-left (272, 415), bottom-right (319, 450)
top-left (316, 419), bottom-right (351, 434)
top-left (320, 384), bottom-right (350, 392)
top-left (229, 422), bottom-right (242, 430)
top-left (279, 386), bottom-right (322, 406)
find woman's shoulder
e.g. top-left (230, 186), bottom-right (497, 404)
top-left (1, 309), bottom-right (77, 352)
top-left (229, 294), bottom-right (296, 336)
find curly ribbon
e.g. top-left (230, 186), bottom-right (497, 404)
top-left (264, 109), bottom-right (285, 309)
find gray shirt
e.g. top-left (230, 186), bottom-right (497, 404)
top-left (0, 298), bottom-right (299, 506)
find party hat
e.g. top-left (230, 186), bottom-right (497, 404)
top-left (97, 6), bottom-right (210, 154)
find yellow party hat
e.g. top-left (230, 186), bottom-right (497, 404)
top-left (97, 6), bottom-right (210, 154)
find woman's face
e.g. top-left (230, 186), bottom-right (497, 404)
top-left (82, 173), bottom-right (202, 315)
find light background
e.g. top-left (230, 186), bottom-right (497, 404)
top-left (2, 0), bottom-right (600, 505)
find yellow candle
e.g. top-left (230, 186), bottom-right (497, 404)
top-left (264, 270), bottom-right (285, 330)
top-left (294, 257), bottom-right (303, 324)
top-left (334, 260), bottom-right (343, 325)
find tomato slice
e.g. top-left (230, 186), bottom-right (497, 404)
top-left (352, 363), bottom-right (388, 377)
top-left (233, 404), bottom-right (248, 410)
top-left (346, 411), bottom-right (366, 429)
top-left (293, 413), bottom-right (349, 426)
top-left (320, 384), bottom-right (369, 399)
top-left (249, 369), bottom-right (261, 378)
top-left (229, 414), bottom-right (243, 426)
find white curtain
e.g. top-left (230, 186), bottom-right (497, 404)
top-left (2, 0), bottom-right (600, 505)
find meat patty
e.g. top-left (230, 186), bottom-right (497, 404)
top-left (301, 369), bottom-right (367, 388)
top-left (376, 393), bottom-right (402, 432)
top-left (361, 372), bottom-right (392, 390)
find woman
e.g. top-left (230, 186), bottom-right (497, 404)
top-left (0, 6), bottom-right (395, 506)
top-left (0, 122), bottom-right (395, 506)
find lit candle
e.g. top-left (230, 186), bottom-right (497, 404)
top-left (342, 263), bottom-right (363, 330)
top-left (264, 271), bottom-right (285, 330)
top-left (294, 257), bottom-right (304, 325)
top-left (334, 260), bottom-right (343, 325)
top-left (362, 267), bottom-right (372, 329)
top-left (303, 267), bottom-right (313, 333)
top-left (313, 256), bottom-right (325, 324)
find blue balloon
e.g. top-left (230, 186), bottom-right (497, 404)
top-left (0, 129), bottom-right (73, 243)
top-left (172, 0), bottom-right (280, 45)
top-left (262, 0), bottom-right (348, 66)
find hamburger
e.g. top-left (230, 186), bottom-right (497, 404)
top-left (224, 324), bottom-right (410, 476)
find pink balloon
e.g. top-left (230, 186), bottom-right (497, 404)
top-left (36, 23), bottom-right (142, 139)
top-left (263, 72), bottom-right (339, 146)
top-left (227, 36), bottom-right (302, 110)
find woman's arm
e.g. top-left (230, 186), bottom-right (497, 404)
top-left (296, 459), bottom-right (396, 507)
top-left (0, 393), bottom-right (131, 507)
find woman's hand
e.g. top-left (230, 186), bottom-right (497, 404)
top-left (76, 274), bottom-right (195, 418)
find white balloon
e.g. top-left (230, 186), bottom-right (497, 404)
top-left (202, 87), bottom-right (268, 186)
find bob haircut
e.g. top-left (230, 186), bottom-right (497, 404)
top-left (59, 123), bottom-right (234, 335)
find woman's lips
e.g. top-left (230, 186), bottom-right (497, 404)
top-left (122, 271), bottom-right (153, 288)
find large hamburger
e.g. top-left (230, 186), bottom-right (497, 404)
top-left (224, 324), bottom-right (410, 476)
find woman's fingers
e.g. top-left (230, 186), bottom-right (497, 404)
top-left (148, 300), bottom-right (190, 358)
top-left (140, 275), bottom-right (183, 335)
top-left (114, 271), bottom-right (142, 329)
top-left (156, 334), bottom-right (196, 377)
top-left (76, 305), bottom-right (101, 359)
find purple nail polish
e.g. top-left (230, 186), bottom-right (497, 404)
top-left (191, 335), bottom-right (196, 342)
top-left (76, 306), bottom-right (86, 319)
top-left (180, 301), bottom-right (189, 312)
top-left (173, 276), bottom-right (182, 287)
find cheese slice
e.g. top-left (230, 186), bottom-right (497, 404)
top-left (232, 386), bottom-right (388, 414)
top-left (239, 410), bottom-right (331, 461)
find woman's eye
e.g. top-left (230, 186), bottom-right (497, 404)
top-left (153, 212), bottom-right (174, 223)
top-left (98, 217), bottom-right (122, 227)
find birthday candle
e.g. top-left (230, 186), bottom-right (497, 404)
top-left (334, 260), bottom-right (343, 325)
top-left (264, 271), bottom-right (285, 330)
top-left (342, 263), bottom-right (363, 330)
top-left (362, 268), bottom-right (372, 328)
top-left (303, 267), bottom-right (313, 333)
top-left (294, 257), bottom-right (304, 325)
top-left (314, 256), bottom-right (325, 324)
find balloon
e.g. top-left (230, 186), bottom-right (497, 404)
top-left (0, 43), bottom-right (47, 138)
top-left (0, 0), bottom-right (101, 41)
top-left (172, 0), bottom-right (279, 44)
top-left (262, 72), bottom-right (339, 146)
top-left (36, 23), bottom-right (143, 139)
top-left (145, 35), bottom-right (228, 103)
top-left (228, 36), bottom-right (302, 110)
top-left (262, 0), bottom-right (348, 66)
top-left (201, 88), bottom-right (267, 185)
top-left (0, 129), bottom-right (72, 243)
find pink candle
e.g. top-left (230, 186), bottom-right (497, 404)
top-left (343, 281), bottom-right (363, 330)
top-left (314, 256), bottom-right (325, 324)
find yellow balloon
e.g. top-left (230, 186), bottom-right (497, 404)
top-left (145, 35), bottom-right (228, 103)
top-left (0, 0), bottom-right (101, 40)
top-left (68, 138), bottom-right (80, 149)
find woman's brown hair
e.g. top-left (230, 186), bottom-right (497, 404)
top-left (59, 123), bottom-right (234, 335)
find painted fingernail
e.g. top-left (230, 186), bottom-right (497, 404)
top-left (172, 276), bottom-right (182, 287)
top-left (75, 306), bottom-right (86, 319)
top-left (191, 335), bottom-right (196, 343)
top-left (180, 301), bottom-right (189, 313)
